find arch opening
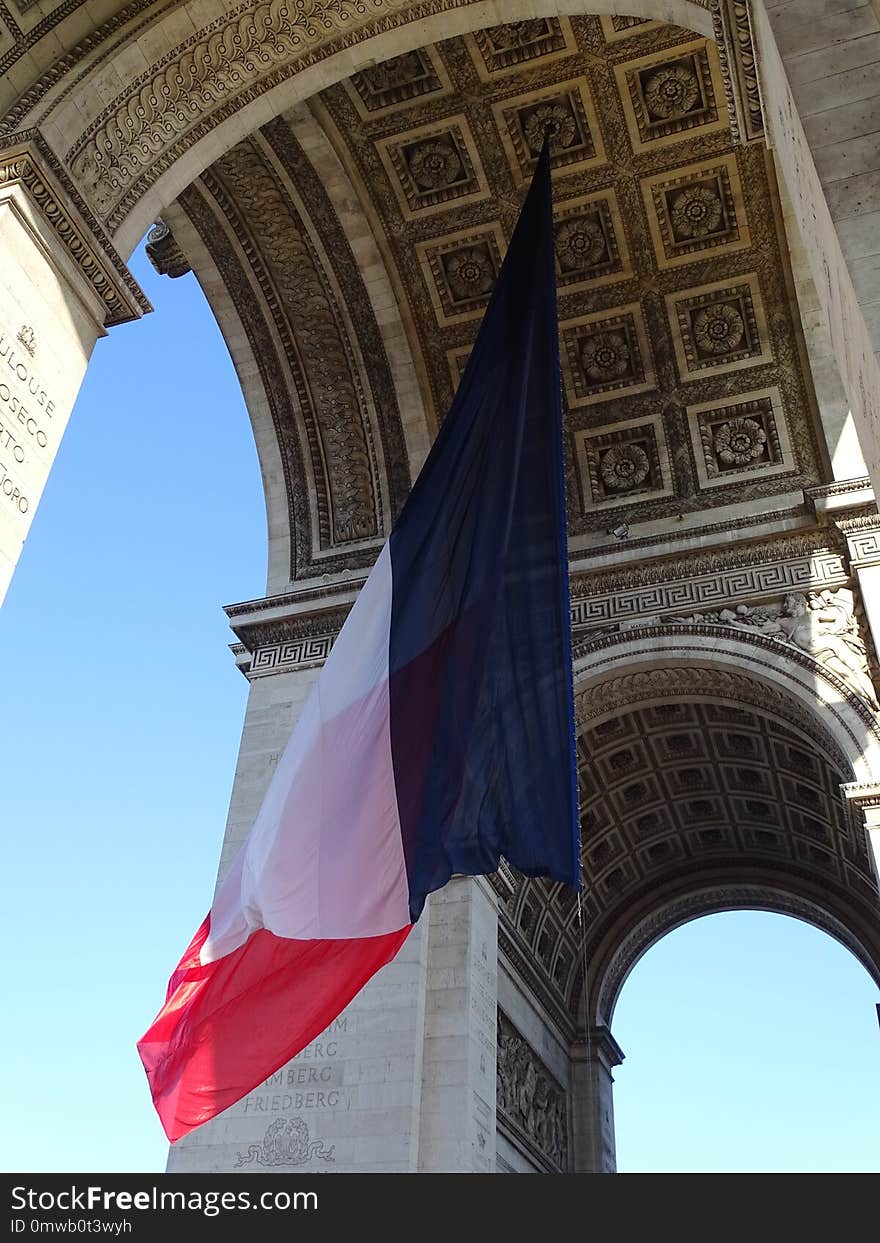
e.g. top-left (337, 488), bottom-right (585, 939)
top-left (610, 910), bottom-right (880, 1172)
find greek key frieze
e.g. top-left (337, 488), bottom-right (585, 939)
top-left (249, 637), bottom-right (335, 677)
top-left (569, 551), bottom-right (847, 630)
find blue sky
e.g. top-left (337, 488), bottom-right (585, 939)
top-left (1, 244), bottom-right (877, 1174)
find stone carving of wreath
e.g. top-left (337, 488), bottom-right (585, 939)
top-left (580, 331), bottom-right (631, 381)
top-left (713, 416), bottom-right (767, 466)
top-left (693, 302), bottom-right (745, 354)
top-left (406, 138), bottom-right (463, 190)
top-left (234, 1117), bottom-right (336, 1168)
top-left (523, 103), bottom-right (577, 154)
top-left (444, 246), bottom-right (496, 301)
top-left (670, 184), bottom-right (723, 239)
top-left (599, 443), bottom-right (650, 491)
top-left (488, 20), bottom-right (550, 50)
top-left (556, 216), bottom-right (607, 271)
top-left (643, 64), bottom-right (700, 119)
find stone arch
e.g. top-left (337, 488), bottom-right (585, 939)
top-left (501, 626), bottom-right (880, 1038)
top-left (4, 0), bottom-right (880, 604)
top-left (592, 881), bottom-right (880, 1029)
top-left (29, 1), bottom-right (719, 255)
top-left (155, 104), bottom-right (429, 591)
top-left (9, 0), bottom-right (875, 492)
top-left (572, 624), bottom-right (880, 786)
top-left (570, 628), bottom-right (880, 1028)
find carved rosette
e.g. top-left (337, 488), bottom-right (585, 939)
top-left (643, 63), bottom-right (700, 119)
top-left (556, 215), bottom-right (607, 271)
top-left (599, 443), bottom-right (650, 491)
top-left (405, 137), bottom-right (463, 190)
top-left (580, 330), bottom-right (631, 381)
top-left (693, 301), bottom-right (745, 354)
top-left (713, 416), bottom-right (766, 466)
top-left (522, 101), bottom-right (578, 153)
top-left (443, 245), bottom-right (495, 300)
top-left (670, 184), bottom-right (724, 239)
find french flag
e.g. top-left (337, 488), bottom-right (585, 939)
top-left (138, 143), bottom-right (580, 1143)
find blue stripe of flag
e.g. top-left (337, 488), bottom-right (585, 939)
top-left (386, 142), bottom-right (579, 922)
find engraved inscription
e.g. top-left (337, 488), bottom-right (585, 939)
top-left (0, 327), bottom-right (59, 519)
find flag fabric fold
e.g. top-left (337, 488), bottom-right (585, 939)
top-left (138, 140), bottom-right (580, 1143)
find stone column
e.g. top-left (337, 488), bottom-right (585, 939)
top-left (417, 876), bottom-right (499, 1173)
top-left (0, 138), bottom-right (147, 604)
top-left (838, 514), bottom-right (880, 733)
top-left (571, 1026), bottom-right (624, 1174)
top-left (843, 783), bottom-right (880, 894)
top-left (752, 0), bottom-right (880, 490)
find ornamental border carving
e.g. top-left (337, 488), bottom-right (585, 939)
top-left (203, 137), bottom-right (383, 549)
top-left (0, 134), bottom-right (149, 325)
top-left (249, 636), bottom-right (335, 678)
top-left (573, 659), bottom-right (859, 774)
top-left (573, 625), bottom-right (880, 737)
top-left (711, 0), bottom-right (765, 146)
top-left (570, 549), bottom-right (847, 630)
top-left (224, 539), bottom-right (854, 668)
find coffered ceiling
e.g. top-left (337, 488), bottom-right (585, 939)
top-left (167, 13), bottom-right (829, 580)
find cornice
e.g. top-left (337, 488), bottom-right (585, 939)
top-left (0, 132), bottom-right (149, 325)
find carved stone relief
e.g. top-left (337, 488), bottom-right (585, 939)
top-left (496, 1009), bottom-right (569, 1172)
top-left (667, 588), bottom-right (878, 707)
top-left (666, 272), bottom-right (771, 379)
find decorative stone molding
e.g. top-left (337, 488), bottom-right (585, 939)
top-left (497, 1009), bottom-right (569, 1173)
top-left (0, 135), bottom-right (148, 326)
top-left (710, 0), bottom-right (765, 146)
top-left (836, 515), bottom-right (880, 569)
top-left (249, 636), bottom-right (335, 678)
top-left (144, 220), bottom-right (191, 279)
top-left (176, 116), bottom-right (412, 576)
top-left (663, 588), bottom-right (878, 708)
top-left (0, 0), bottom-right (177, 134)
top-left (571, 1025), bottom-right (625, 1073)
top-left (226, 600), bottom-right (351, 659)
top-left (206, 139), bottom-right (382, 547)
top-left (805, 478), bottom-right (873, 511)
top-left (498, 925), bottom-right (575, 1041)
top-left (2, 1), bottom-right (763, 239)
top-left (569, 543), bottom-right (848, 632)
top-left (574, 625), bottom-right (880, 733)
top-left (223, 537), bottom-right (854, 675)
top-left (842, 781), bottom-right (880, 812)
